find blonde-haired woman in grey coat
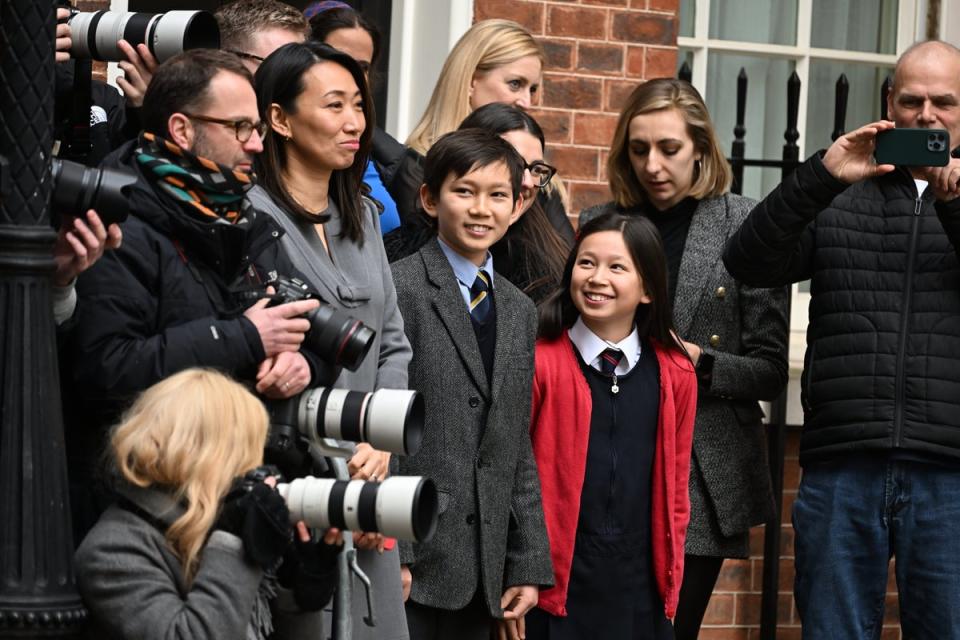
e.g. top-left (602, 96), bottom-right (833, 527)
top-left (580, 77), bottom-right (789, 640)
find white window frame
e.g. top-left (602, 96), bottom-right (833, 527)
top-left (677, 0), bottom-right (920, 160)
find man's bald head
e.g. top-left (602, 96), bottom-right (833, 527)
top-left (888, 40), bottom-right (960, 151)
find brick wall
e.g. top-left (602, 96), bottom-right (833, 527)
top-left (474, 0), bottom-right (681, 217)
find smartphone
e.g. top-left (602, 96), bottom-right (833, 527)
top-left (874, 128), bottom-right (950, 167)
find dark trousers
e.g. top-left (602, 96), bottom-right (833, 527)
top-left (793, 457), bottom-right (960, 639)
top-left (405, 589), bottom-right (491, 640)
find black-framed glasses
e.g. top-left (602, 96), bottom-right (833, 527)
top-left (226, 49), bottom-right (265, 65)
top-left (525, 160), bottom-right (557, 188)
top-left (182, 113), bottom-right (267, 143)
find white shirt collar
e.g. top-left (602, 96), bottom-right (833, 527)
top-left (568, 317), bottom-right (642, 375)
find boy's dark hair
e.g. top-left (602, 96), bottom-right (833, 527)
top-left (141, 49), bottom-right (252, 138)
top-left (538, 211), bottom-right (685, 354)
top-left (422, 128), bottom-right (525, 203)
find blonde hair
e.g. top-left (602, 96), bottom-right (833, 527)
top-left (406, 19), bottom-right (544, 155)
top-left (110, 369), bottom-right (269, 583)
top-left (607, 78), bottom-right (732, 209)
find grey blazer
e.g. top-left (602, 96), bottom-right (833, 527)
top-left (248, 186), bottom-right (411, 392)
top-left (581, 195), bottom-right (789, 557)
top-left (391, 239), bottom-right (554, 615)
top-left (75, 484), bottom-right (268, 640)
top-left (248, 186), bottom-right (411, 640)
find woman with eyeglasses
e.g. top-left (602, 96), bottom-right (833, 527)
top-left (248, 41), bottom-right (413, 640)
top-left (579, 78), bottom-right (789, 640)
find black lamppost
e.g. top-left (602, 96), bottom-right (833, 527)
top-left (0, 0), bottom-right (86, 636)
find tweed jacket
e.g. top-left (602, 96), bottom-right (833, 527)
top-left (391, 238), bottom-right (554, 615)
top-left (581, 195), bottom-right (789, 552)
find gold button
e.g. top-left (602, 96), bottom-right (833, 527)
top-left (709, 334), bottom-right (721, 348)
top-left (716, 286), bottom-right (726, 299)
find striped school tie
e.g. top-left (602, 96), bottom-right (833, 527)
top-left (599, 348), bottom-right (623, 375)
top-left (469, 270), bottom-right (492, 322)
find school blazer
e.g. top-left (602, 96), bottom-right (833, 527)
top-left (391, 238), bottom-right (554, 616)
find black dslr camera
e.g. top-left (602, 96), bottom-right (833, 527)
top-left (270, 275), bottom-right (376, 372)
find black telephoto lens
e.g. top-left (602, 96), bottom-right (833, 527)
top-left (51, 158), bottom-right (135, 227)
top-left (304, 305), bottom-right (376, 371)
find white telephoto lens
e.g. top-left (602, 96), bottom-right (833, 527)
top-left (365, 389), bottom-right (420, 454)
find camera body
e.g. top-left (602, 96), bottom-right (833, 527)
top-left (270, 276), bottom-right (376, 372)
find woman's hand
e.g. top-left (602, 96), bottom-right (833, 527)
top-left (822, 120), bottom-right (897, 184)
top-left (348, 443), bottom-right (390, 481)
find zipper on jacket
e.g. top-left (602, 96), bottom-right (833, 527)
top-left (605, 382), bottom-right (618, 526)
top-left (892, 196), bottom-right (923, 447)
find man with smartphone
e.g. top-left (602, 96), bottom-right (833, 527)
top-left (724, 40), bottom-right (960, 639)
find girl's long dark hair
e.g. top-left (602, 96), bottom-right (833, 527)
top-left (254, 41), bottom-right (373, 245)
top-left (459, 103), bottom-right (570, 300)
top-left (538, 211), bottom-right (684, 353)
top-left (309, 6), bottom-right (382, 67)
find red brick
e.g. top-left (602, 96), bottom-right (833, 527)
top-left (605, 78), bottom-right (641, 111)
top-left (548, 5), bottom-right (608, 39)
top-left (785, 427), bottom-right (801, 458)
top-left (545, 146), bottom-right (600, 181)
top-left (573, 113), bottom-right (619, 146)
top-left (626, 45), bottom-right (646, 76)
top-left (577, 42), bottom-right (625, 74)
top-left (646, 46), bottom-right (678, 78)
top-left (649, 0), bottom-right (680, 12)
top-left (582, 0), bottom-right (628, 6)
top-left (530, 109), bottom-right (573, 144)
top-left (715, 559), bottom-right (752, 592)
top-left (779, 558), bottom-right (795, 591)
top-left (749, 525), bottom-right (765, 557)
top-left (702, 593), bottom-right (735, 625)
top-left (541, 38), bottom-right (574, 71)
top-left (569, 182), bottom-right (611, 215)
top-left (767, 628), bottom-right (802, 640)
top-left (543, 74), bottom-right (604, 110)
top-left (611, 11), bottom-right (676, 45)
top-left (474, 0), bottom-right (545, 34)
top-left (887, 558), bottom-right (897, 592)
top-left (783, 457), bottom-right (801, 492)
top-left (880, 627), bottom-right (902, 640)
top-left (781, 525), bottom-right (795, 557)
top-left (781, 491), bottom-right (796, 524)
top-left (736, 592), bottom-right (792, 625)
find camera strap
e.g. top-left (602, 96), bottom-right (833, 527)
top-left (170, 237), bottom-right (246, 318)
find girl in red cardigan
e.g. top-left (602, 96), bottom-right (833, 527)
top-left (525, 212), bottom-right (697, 640)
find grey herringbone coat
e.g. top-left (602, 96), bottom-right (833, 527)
top-left (581, 194), bottom-right (789, 557)
top-left (391, 239), bottom-right (554, 614)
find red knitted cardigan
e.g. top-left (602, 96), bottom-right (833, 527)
top-left (530, 331), bottom-right (697, 619)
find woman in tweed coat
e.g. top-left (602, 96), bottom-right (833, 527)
top-left (580, 78), bottom-right (789, 640)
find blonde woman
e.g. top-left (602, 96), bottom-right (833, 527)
top-left (74, 369), bottom-right (338, 640)
top-left (377, 19), bottom-right (573, 248)
top-left (579, 78), bottom-right (789, 640)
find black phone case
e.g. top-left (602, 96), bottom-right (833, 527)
top-left (874, 128), bottom-right (950, 167)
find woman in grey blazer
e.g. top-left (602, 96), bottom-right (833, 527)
top-left (580, 78), bottom-right (789, 640)
top-left (251, 42), bottom-right (413, 640)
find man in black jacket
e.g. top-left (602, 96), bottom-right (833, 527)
top-left (67, 49), bottom-right (322, 540)
top-left (724, 41), bottom-right (960, 639)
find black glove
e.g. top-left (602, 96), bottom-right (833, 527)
top-left (277, 531), bottom-right (341, 612)
top-left (217, 479), bottom-right (292, 570)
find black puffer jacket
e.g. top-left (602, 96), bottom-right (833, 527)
top-left (724, 153), bottom-right (960, 465)
top-left (67, 141), bottom-right (321, 473)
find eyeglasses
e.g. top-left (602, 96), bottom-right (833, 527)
top-left (182, 113), bottom-right (267, 143)
top-left (525, 160), bottom-right (557, 188)
top-left (226, 49), bottom-right (265, 65)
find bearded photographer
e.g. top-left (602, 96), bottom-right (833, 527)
top-left (66, 48), bottom-right (327, 544)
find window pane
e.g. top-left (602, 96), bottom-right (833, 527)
top-left (811, 0), bottom-right (898, 54)
top-left (679, 0), bottom-right (695, 37)
top-left (704, 53), bottom-right (797, 199)
top-left (804, 60), bottom-right (894, 154)
top-left (709, 0), bottom-right (797, 46)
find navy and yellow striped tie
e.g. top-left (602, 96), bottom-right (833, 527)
top-left (469, 270), bottom-right (492, 322)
